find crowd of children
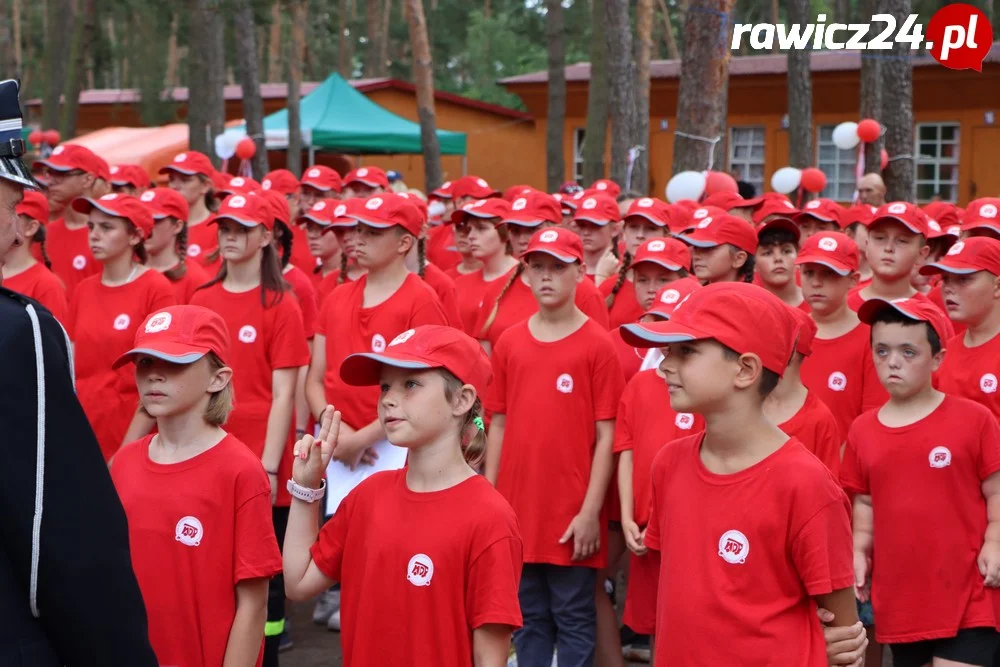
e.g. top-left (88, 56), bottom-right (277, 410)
top-left (10, 140), bottom-right (1000, 667)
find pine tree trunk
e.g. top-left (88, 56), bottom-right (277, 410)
top-left (771, 0), bottom-right (780, 52)
top-left (235, 0), bottom-right (270, 177)
top-left (42, 0), bottom-right (72, 132)
top-left (544, 0), bottom-right (566, 192)
top-left (60, 0), bottom-right (95, 139)
top-left (404, 0), bottom-right (442, 190)
top-left (188, 0), bottom-right (226, 163)
top-left (165, 13), bottom-right (180, 88)
top-left (632, 0), bottom-right (653, 193)
top-left (672, 0), bottom-right (734, 174)
top-left (379, 0), bottom-right (391, 74)
top-left (655, 0), bottom-right (680, 60)
top-left (338, 0), bottom-right (352, 78)
top-left (786, 0), bottom-right (812, 170)
top-left (835, 0), bottom-right (851, 23)
top-left (13, 0), bottom-right (22, 77)
top-left (582, 0), bottom-right (609, 184)
top-left (859, 0), bottom-right (882, 176)
top-left (267, 2), bottom-right (283, 82)
top-left (365, 0), bottom-right (387, 77)
top-left (880, 0), bottom-right (913, 201)
top-left (287, 0), bottom-right (307, 176)
top-left (605, 0), bottom-right (636, 187)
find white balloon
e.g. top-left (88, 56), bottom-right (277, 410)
top-left (666, 171), bottom-right (707, 203)
top-left (770, 167), bottom-right (802, 194)
top-left (832, 122), bottom-right (861, 151)
top-left (214, 132), bottom-right (241, 160)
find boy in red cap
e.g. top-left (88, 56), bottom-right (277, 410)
top-left (160, 151), bottom-right (220, 270)
top-left (109, 164), bottom-right (152, 194)
top-left (700, 190), bottom-right (763, 223)
top-left (299, 165), bottom-right (342, 209)
top-left (450, 175), bottom-right (500, 207)
top-left (619, 281), bottom-right (861, 665)
top-left (1, 190), bottom-right (67, 321)
top-left (111, 306), bottom-right (281, 667)
top-left (680, 206), bottom-right (758, 284)
top-left (502, 190), bottom-right (564, 258)
top-left (795, 198), bottom-right (845, 241)
top-left (755, 216), bottom-right (807, 310)
top-left (962, 198), bottom-right (1000, 241)
top-left (342, 167), bottom-right (388, 198)
top-left (752, 192), bottom-right (798, 227)
top-left (572, 193), bottom-right (621, 282)
top-left (844, 298), bottom-right (1000, 666)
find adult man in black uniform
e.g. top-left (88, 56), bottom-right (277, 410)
top-left (0, 79), bottom-right (157, 666)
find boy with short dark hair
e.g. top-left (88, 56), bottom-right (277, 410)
top-left (844, 298), bottom-right (1000, 667)
top-left (755, 217), bottom-right (807, 310)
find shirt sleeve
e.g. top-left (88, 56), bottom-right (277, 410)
top-left (38, 280), bottom-right (69, 324)
top-left (147, 278), bottom-right (178, 313)
top-left (579, 288), bottom-right (611, 328)
top-left (977, 408), bottom-right (1000, 481)
top-left (292, 276), bottom-right (319, 339)
top-left (860, 342), bottom-right (889, 413)
top-left (643, 452), bottom-right (664, 551)
top-left (233, 480), bottom-right (283, 583)
top-left (612, 385), bottom-right (635, 454)
top-left (592, 336), bottom-right (626, 421)
top-left (839, 424), bottom-right (868, 494)
top-left (484, 336), bottom-right (509, 414)
top-left (813, 408), bottom-right (843, 478)
top-left (791, 496), bottom-right (855, 596)
top-left (310, 491), bottom-right (353, 582)
top-left (466, 536), bottom-right (524, 630)
top-left (410, 290), bottom-right (450, 327)
top-left (269, 297), bottom-right (311, 369)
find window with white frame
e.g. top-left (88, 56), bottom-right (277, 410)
top-left (816, 125), bottom-right (857, 202)
top-left (728, 127), bottom-right (765, 195)
top-left (573, 128), bottom-right (586, 185)
top-left (915, 123), bottom-right (959, 203)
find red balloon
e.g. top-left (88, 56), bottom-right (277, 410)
top-left (800, 167), bottom-right (827, 193)
top-left (43, 129), bottom-right (61, 146)
top-left (28, 130), bottom-right (43, 146)
top-left (236, 138), bottom-right (256, 160)
top-left (857, 119), bottom-right (880, 143)
top-left (703, 170), bottom-right (738, 196)
top-left (880, 149), bottom-right (889, 170)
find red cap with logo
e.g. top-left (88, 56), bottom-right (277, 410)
top-left (260, 190), bottom-right (291, 226)
top-left (670, 200), bottom-right (701, 234)
top-left (348, 194), bottom-right (424, 236)
top-left (963, 198), bottom-right (1000, 234)
top-left (632, 238), bottom-right (691, 272)
top-left (329, 199), bottom-right (361, 228)
top-left (573, 193), bottom-right (621, 226)
top-left (842, 203), bottom-right (878, 228)
top-left (589, 179), bottom-right (621, 199)
top-left (430, 180), bottom-right (454, 200)
top-left (756, 214), bottom-right (801, 243)
top-left (752, 193), bottom-right (798, 224)
top-left (451, 197), bottom-right (512, 224)
top-left (344, 166), bottom-right (389, 190)
top-left (72, 193), bottom-right (154, 239)
top-left (870, 201), bottom-right (930, 236)
top-left (395, 192), bottom-right (428, 222)
top-left (620, 281), bottom-right (799, 375)
top-left (220, 176), bottom-right (261, 195)
top-left (139, 187), bottom-right (190, 222)
top-left (211, 193), bottom-right (274, 230)
top-left (702, 190), bottom-right (764, 212)
top-left (340, 325), bottom-right (493, 398)
top-left (15, 190), bottom-right (49, 223)
top-left (554, 191), bottom-right (583, 212)
top-left (505, 191), bottom-right (562, 227)
top-left (857, 298), bottom-right (953, 349)
top-left (624, 197), bottom-right (672, 228)
top-left (788, 304), bottom-right (818, 356)
top-left (112, 305), bottom-right (232, 369)
top-left (262, 169), bottom-right (300, 195)
top-left (450, 175), bottom-right (500, 200)
top-left (524, 226), bottom-right (584, 263)
top-left (795, 198), bottom-right (845, 228)
top-left (210, 170), bottom-right (232, 193)
top-left (503, 184), bottom-right (538, 202)
top-left (644, 277), bottom-right (703, 319)
top-left (922, 201), bottom-right (962, 236)
top-left (158, 151), bottom-right (215, 179)
top-left (109, 164), bottom-right (152, 189)
top-left (794, 231), bottom-right (859, 275)
top-left (298, 200), bottom-right (336, 227)
top-left (301, 165), bottom-right (343, 193)
top-left (36, 144), bottom-right (111, 181)
top-left (679, 207), bottom-right (758, 254)
top-left (920, 237), bottom-right (1000, 277)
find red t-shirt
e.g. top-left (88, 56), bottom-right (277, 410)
top-left (645, 436), bottom-right (853, 666)
top-left (778, 391), bottom-right (842, 475)
top-left (485, 319), bottom-right (624, 568)
top-left (162, 260), bottom-right (211, 305)
top-left (111, 434), bottom-right (282, 667)
top-left (190, 284), bottom-right (310, 506)
top-left (610, 328), bottom-right (646, 383)
top-left (847, 285), bottom-right (939, 314)
top-left (314, 269), bottom-right (353, 309)
top-left (46, 218), bottom-right (99, 300)
top-left (938, 331), bottom-right (1000, 421)
top-left (2, 262), bottom-right (68, 323)
top-left (421, 263), bottom-right (463, 329)
top-left (310, 469), bottom-right (523, 667)
top-left (283, 264), bottom-right (319, 338)
top-left (187, 218), bottom-right (222, 273)
top-left (66, 270), bottom-right (176, 460)
top-left (454, 270), bottom-right (497, 334)
top-left (289, 223), bottom-right (318, 274)
top-left (316, 273), bottom-right (449, 430)
top-left (800, 323), bottom-right (888, 439)
top-left (427, 223), bottom-right (460, 272)
top-left (474, 270), bottom-right (611, 350)
top-left (613, 369), bottom-right (703, 526)
top-left (841, 396), bottom-right (1000, 643)
top-left (600, 277), bottom-right (645, 331)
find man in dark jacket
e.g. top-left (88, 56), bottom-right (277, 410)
top-left (0, 78), bottom-right (157, 666)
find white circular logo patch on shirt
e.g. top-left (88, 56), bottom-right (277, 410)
top-left (981, 373), bottom-right (998, 394)
top-left (238, 325), bottom-right (257, 344)
top-left (556, 373), bottom-right (574, 394)
top-left (371, 334), bottom-right (386, 352)
top-left (390, 329), bottom-right (415, 347)
top-left (981, 204), bottom-right (998, 219)
top-left (187, 244), bottom-right (202, 257)
top-left (928, 446), bottom-right (952, 468)
top-left (818, 237), bottom-right (838, 252)
top-left (675, 413), bottom-right (695, 430)
top-left (406, 553), bottom-right (434, 586)
top-left (175, 516), bottom-right (203, 547)
top-left (718, 530), bottom-right (749, 564)
top-left (113, 314), bottom-right (131, 331)
top-left (145, 312), bottom-right (172, 333)
top-left (72, 254), bottom-right (87, 270)
top-left (827, 371), bottom-right (848, 392)
top-left (647, 240), bottom-right (666, 252)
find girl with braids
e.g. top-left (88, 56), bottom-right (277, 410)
top-left (159, 151), bottom-right (220, 271)
top-left (1, 190), bottom-right (67, 322)
top-left (140, 188), bottom-right (210, 304)
top-left (65, 194), bottom-right (176, 461)
top-left (679, 205), bottom-right (759, 285)
top-left (599, 197), bottom-right (673, 330)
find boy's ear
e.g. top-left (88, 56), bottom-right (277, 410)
top-left (575, 262), bottom-right (586, 283)
top-left (208, 365), bottom-right (234, 393)
top-left (847, 270), bottom-right (861, 288)
top-left (918, 243), bottom-right (930, 260)
top-left (450, 384), bottom-right (477, 417)
top-left (730, 249), bottom-right (748, 270)
top-left (732, 352), bottom-right (765, 392)
top-left (931, 347), bottom-right (946, 373)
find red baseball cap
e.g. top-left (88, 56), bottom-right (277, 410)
top-left (632, 238), bottom-right (691, 272)
top-left (523, 227), bottom-right (584, 263)
top-left (430, 180), bottom-right (454, 199)
top-left (72, 193), bottom-right (154, 239)
top-left (624, 197), bottom-right (672, 228)
top-left (702, 190), bottom-right (764, 212)
top-left (344, 166), bottom-right (389, 190)
top-left (109, 164), bottom-right (151, 189)
top-left (573, 193), bottom-right (621, 226)
top-left (870, 201), bottom-right (930, 236)
top-left (620, 282), bottom-right (799, 375)
top-left (922, 202), bottom-right (962, 233)
top-left (211, 193), bottom-right (274, 230)
top-left (15, 190), bottom-right (49, 223)
top-left (753, 193), bottom-right (798, 224)
top-left (963, 198), bottom-right (1000, 234)
top-left (210, 170), bottom-right (232, 193)
top-left (794, 232), bottom-right (859, 275)
top-left (112, 305), bottom-right (231, 369)
top-left (158, 151), bottom-right (214, 179)
top-left (920, 237), bottom-right (1000, 277)
top-left (340, 325), bottom-right (493, 398)
top-left (795, 198), bottom-right (845, 228)
top-left (348, 194), bottom-right (424, 236)
top-left (36, 144), bottom-right (111, 181)
top-left (670, 200), bottom-right (701, 234)
top-left (451, 175), bottom-right (499, 200)
top-left (553, 192), bottom-right (580, 213)
top-left (857, 298), bottom-right (952, 348)
top-left (221, 176), bottom-right (261, 195)
top-left (644, 277), bottom-right (703, 319)
top-left (679, 208), bottom-right (758, 254)
top-left (589, 179), bottom-right (621, 199)
top-left (139, 187), bottom-right (190, 222)
top-left (451, 197), bottom-right (512, 225)
top-left (505, 191), bottom-right (562, 227)
top-left (842, 203), bottom-right (878, 227)
top-left (757, 216), bottom-right (801, 244)
top-left (262, 169), bottom-right (300, 195)
top-left (260, 190), bottom-right (291, 226)
top-left (301, 165), bottom-right (343, 193)
top-left (503, 184), bottom-right (538, 202)
top-left (788, 304), bottom-right (817, 356)
top-left (329, 199), bottom-right (362, 228)
top-left (395, 192), bottom-right (428, 222)
top-left (298, 200), bottom-right (336, 227)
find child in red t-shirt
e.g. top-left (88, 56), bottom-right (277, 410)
top-left (2, 190), bottom-right (67, 322)
top-left (619, 281), bottom-right (861, 666)
top-left (160, 151), bottom-right (220, 269)
top-left (484, 227), bottom-right (624, 667)
top-left (284, 326), bottom-right (523, 666)
top-left (65, 194), bottom-right (176, 460)
top-left (844, 298), bottom-right (1000, 666)
top-left (573, 193), bottom-right (621, 282)
top-left (755, 217), bottom-right (808, 310)
top-left (140, 187), bottom-right (210, 304)
top-left (299, 200), bottom-right (342, 301)
top-left (110, 306), bottom-right (281, 667)
top-left (679, 206), bottom-right (758, 284)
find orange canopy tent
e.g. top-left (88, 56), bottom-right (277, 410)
top-left (64, 124), bottom-right (189, 183)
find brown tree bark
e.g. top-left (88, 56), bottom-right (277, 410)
top-left (188, 0), bottom-right (226, 163)
top-left (544, 0), bottom-right (566, 192)
top-left (582, 0), bottom-right (609, 184)
top-left (835, 0), bottom-right (851, 23)
top-left (380, 0), bottom-right (392, 74)
top-left (365, 0), bottom-right (388, 77)
top-left (859, 0), bottom-right (882, 175)
top-left (42, 0), bottom-right (73, 132)
top-left (672, 0), bottom-right (734, 174)
top-left (235, 0), bottom-right (270, 177)
top-left (404, 0), bottom-right (443, 190)
top-left (881, 0), bottom-right (914, 200)
top-left (633, 0), bottom-right (653, 193)
top-left (165, 13), bottom-right (180, 88)
top-left (786, 0), bottom-right (812, 169)
top-left (60, 0), bottom-right (96, 139)
top-left (13, 0), bottom-right (22, 77)
top-left (338, 0), bottom-right (353, 78)
top-left (267, 2), bottom-right (283, 82)
top-left (655, 0), bottom-right (680, 60)
top-left (605, 0), bottom-right (637, 187)
top-left (287, 0), bottom-right (308, 176)
top-left (771, 0), bottom-right (780, 52)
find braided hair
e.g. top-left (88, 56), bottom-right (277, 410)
top-left (274, 220), bottom-right (293, 269)
top-left (163, 222), bottom-right (189, 282)
top-left (480, 263), bottom-right (524, 338)
top-left (338, 249), bottom-right (349, 284)
top-left (604, 250), bottom-right (632, 308)
top-left (34, 225), bottom-right (53, 270)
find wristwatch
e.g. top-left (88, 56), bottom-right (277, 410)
top-left (287, 478), bottom-right (327, 503)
